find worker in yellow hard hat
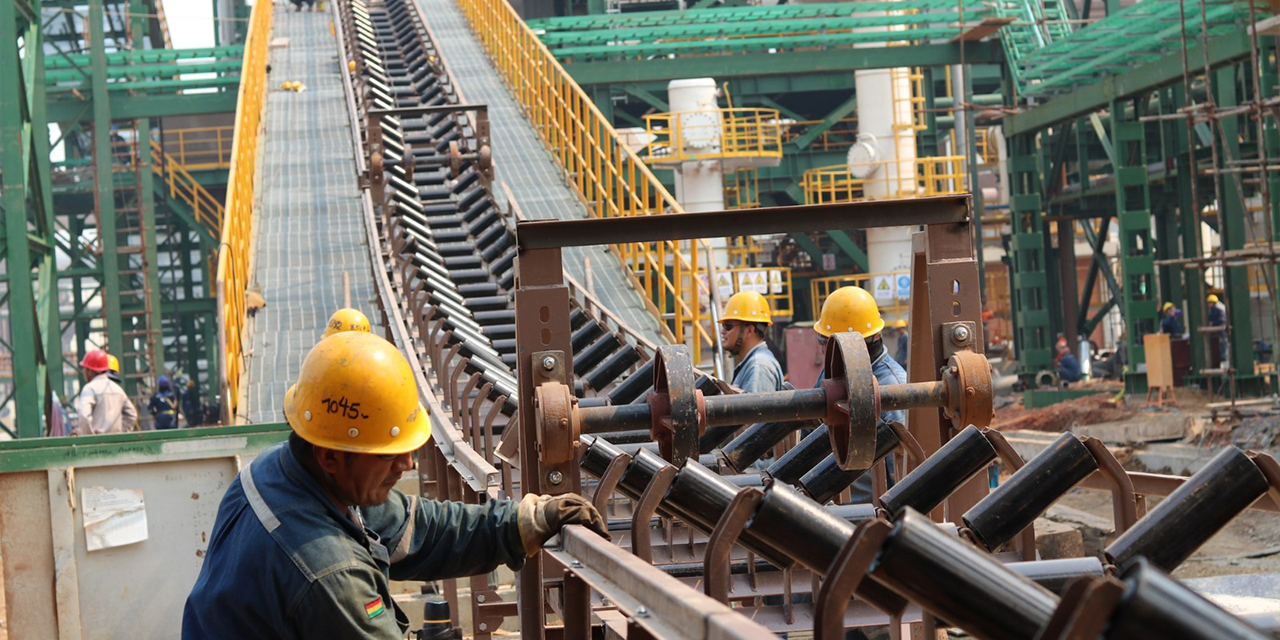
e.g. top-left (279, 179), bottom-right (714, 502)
top-left (1207, 293), bottom-right (1227, 365)
top-left (812, 286), bottom-right (906, 503)
top-left (720, 291), bottom-right (784, 394)
top-left (184, 332), bottom-right (608, 638)
top-left (1160, 301), bottom-right (1183, 336)
top-left (323, 307), bottom-right (372, 338)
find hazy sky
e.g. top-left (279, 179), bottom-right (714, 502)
top-left (164, 0), bottom-right (217, 48)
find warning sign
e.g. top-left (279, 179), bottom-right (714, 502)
top-left (769, 270), bottom-right (784, 294)
top-left (716, 273), bottom-right (735, 300)
top-left (872, 275), bottom-right (894, 301)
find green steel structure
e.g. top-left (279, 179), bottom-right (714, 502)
top-left (1003, 0), bottom-right (1278, 394)
top-left (1, 0), bottom-right (240, 437)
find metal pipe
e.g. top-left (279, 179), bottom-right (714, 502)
top-left (766, 424), bottom-right (831, 483)
top-left (962, 432), bottom-right (1096, 551)
top-left (798, 420), bottom-right (900, 504)
top-left (1105, 446), bottom-right (1269, 571)
top-left (878, 381), bottom-right (947, 412)
top-left (870, 509), bottom-right (1058, 640)
top-left (1005, 557), bottom-right (1105, 596)
top-left (747, 481), bottom-right (857, 573)
top-left (1105, 559), bottom-right (1270, 640)
top-left (877, 425), bottom-right (996, 518)
top-left (717, 421), bottom-right (808, 473)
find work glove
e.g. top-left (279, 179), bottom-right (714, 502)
top-left (517, 492), bottom-right (610, 556)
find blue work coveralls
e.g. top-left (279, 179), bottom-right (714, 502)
top-left (732, 342), bottom-right (784, 394)
top-left (183, 442), bottom-right (526, 639)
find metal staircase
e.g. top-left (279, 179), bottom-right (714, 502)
top-left (991, 0), bottom-right (1073, 94)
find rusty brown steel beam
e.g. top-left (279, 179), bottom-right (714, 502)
top-left (516, 196), bottom-right (971, 251)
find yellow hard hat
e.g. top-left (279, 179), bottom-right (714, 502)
top-left (722, 291), bottom-right (772, 326)
top-left (1207, 294), bottom-right (1219, 304)
top-left (107, 354), bottom-right (120, 373)
top-left (284, 332), bottom-right (430, 455)
top-left (1162, 302), bottom-right (1175, 312)
top-left (323, 308), bottom-right (372, 338)
top-left (889, 319), bottom-right (908, 328)
top-left (815, 286), bottom-right (884, 338)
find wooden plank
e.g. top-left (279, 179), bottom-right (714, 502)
top-left (950, 16), bottom-right (1014, 42)
top-left (1144, 333), bottom-right (1174, 389)
top-left (0, 472), bottom-right (60, 639)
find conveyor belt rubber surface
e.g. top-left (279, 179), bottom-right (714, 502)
top-left (244, 5), bottom-right (382, 424)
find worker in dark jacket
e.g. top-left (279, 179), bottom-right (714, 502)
top-left (183, 332), bottom-right (608, 639)
top-left (1160, 302), bottom-right (1183, 336)
top-left (149, 376), bottom-right (178, 429)
top-left (182, 380), bottom-right (203, 427)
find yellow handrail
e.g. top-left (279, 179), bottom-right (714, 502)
top-left (802, 155), bottom-right (969, 205)
top-left (162, 126), bottom-right (235, 171)
top-left (150, 140), bottom-right (224, 235)
top-left (810, 271), bottom-right (910, 322)
top-left (459, 0), bottom-right (717, 362)
top-left (216, 0), bottom-right (271, 423)
top-left (642, 108), bottom-right (783, 165)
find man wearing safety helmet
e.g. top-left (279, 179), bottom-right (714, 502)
top-left (74, 349), bottom-right (138, 435)
top-left (720, 291), bottom-right (784, 394)
top-left (183, 332), bottom-right (609, 638)
top-left (813, 286), bottom-right (906, 503)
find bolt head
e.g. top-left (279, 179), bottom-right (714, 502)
top-left (479, 623), bottom-right (488, 631)
top-left (951, 325), bottom-right (971, 343)
top-left (477, 594), bottom-right (486, 603)
top-left (571, 560), bottom-right (583, 568)
top-left (548, 470), bottom-right (565, 485)
top-left (636, 606), bottom-right (649, 618)
top-left (541, 356), bottom-right (557, 370)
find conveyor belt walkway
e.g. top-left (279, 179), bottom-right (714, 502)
top-left (243, 6), bottom-right (382, 423)
top-left (409, 0), bottom-right (666, 343)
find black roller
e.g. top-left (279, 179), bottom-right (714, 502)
top-left (962, 431), bottom-right (1096, 551)
top-left (1006, 557), bottom-right (1105, 595)
top-left (607, 359), bottom-right (655, 405)
top-left (570, 320), bottom-right (604, 353)
top-left (1105, 446), bottom-right (1269, 571)
top-left (765, 424), bottom-right (830, 484)
top-left (797, 420), bottom-right (901, 504)
top-left (699, 423), bottom-right (746, 454)
top-left (877, 425), bottom-right (996, 518)
top-left (870, 509), bottom-right (1058, 640)
top-left (1105, 559), bottom-right (1269, 640)
top-left (716, 421), bottom-right (806, 473)
top-left (583, 347), bottom-right (640, 392)
top-left (573, 333), bottom-right (621, 376)
top-left (747, 481), bottom-right (856, 573)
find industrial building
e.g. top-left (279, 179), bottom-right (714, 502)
top-left (1, 0), bottom-right (1279, 635)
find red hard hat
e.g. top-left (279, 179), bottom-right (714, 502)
top-left (80, 349), bottom-right (110, 372)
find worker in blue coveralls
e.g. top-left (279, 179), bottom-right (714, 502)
top-left (183, 331), bottom-right (609, 639)
top-left (813, 286), bottom-right (906, 504)
top-left (148, 376), bottom-right (179, 429)
top-left (721, 290), bottom-right (785, 394)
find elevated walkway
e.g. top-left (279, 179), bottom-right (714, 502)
top-left (410, 0), bottom-right (666, 344)
top-left (242, 5), bottom-right (382, 423)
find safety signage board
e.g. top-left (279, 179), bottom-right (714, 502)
top-left (896, 274), bottom-right (912, 299)
top-left (872, 275), bottom-right (894, 301)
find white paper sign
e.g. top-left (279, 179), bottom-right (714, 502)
top-left (872, 275), bottom-right (894, 301)
top-left (716, 273), bottom-right (736, 300)
top-left (896, 274), bottom-right (912, 300)
top-left (769, 270), bottom-right (784, 294)
top-left (82, 486), bottom-right (149, 552)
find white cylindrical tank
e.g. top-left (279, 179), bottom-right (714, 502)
top-left (668, 78), bottom-right (729, 266)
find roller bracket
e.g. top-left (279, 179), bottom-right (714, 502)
top-left (648, 345), bottom-right (704, 467)
top-left (533, 351), bottom-right (577, 466)
top-left (941, 349), bottom-right (994, 429)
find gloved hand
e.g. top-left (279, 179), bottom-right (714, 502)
top-left (517, 492), bottom-right (610, 556)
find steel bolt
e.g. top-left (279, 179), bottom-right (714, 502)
top-left (541, 356), bottom-right (556, 371)
top-left (636, 606), bottom-right (649, 618)
top-left (571, 560), bottom-right (583, 568)
top-left (477, 594), bottom-right (486, 603)
top-left (479, 623), bottom-right (488, 631)
top-left (951, 325), bottom-right (971, 344)
top-left (548, 470), bottom-right (564, 485)
top-left (966, 386), bottom-right (976, 397)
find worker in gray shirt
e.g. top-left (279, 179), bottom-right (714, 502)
top-left (74, 349), bottom-right (138, 435)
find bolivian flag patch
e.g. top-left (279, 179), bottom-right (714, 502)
top-left (365, 597), bottom-right (386, 619)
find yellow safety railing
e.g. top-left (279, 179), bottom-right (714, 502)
top-left (724, 168), bottom-right (759, 211)
top-left (459, 0), bottom-right (719, 362)
top-left (151, 140), bottom-right (224, 235)
top-left (781, 117), bottom-right (859, 152)
top-left (801, 155), bottom-right (968, 205)
top-left (216, 0), bottom-right (271, 423)
top-left (810, 271), bottom-right (910, 323)
top-left (642, 108), bottom-right (784, 164)
top-left (161, 126), bottom-right (235, 171)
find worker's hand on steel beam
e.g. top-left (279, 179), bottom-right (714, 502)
top-left (517, 492), bottom-right (610, 555)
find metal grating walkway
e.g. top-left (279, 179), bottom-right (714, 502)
top-left (243, 5), bottom-right (382, 423)
top-left (412, 0), bottom-right (667, 344)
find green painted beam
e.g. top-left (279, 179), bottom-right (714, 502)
top-left (553, 27), bottom-right (985, 60)
top-left (530, 0), bottom-right (989, 29)
top-left (621, 84), bottom-right (668, 112)
top-left (47, 91), bottom-right (238, 120)
top-left (562, 41), bottom-right (1003, 86)
top-left (826, 230), bottom-right (868, 271)
top-left (0, 422), bottom-right (290, 472)
top-left (48, 76), bottom-right (241, 94)
top-left (46, 59), bottom-right (243, 83)
top-left (1006, 30), bottom-right (1254, 135)
top-left (43, 45), bottom-right (244, 69)
top-left (90, 0), bottom-right (125, 386)
top-left (792, 92), bottom-right (857, 152)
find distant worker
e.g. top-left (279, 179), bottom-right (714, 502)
top-left (183, 332), bottom-right (609, 639)
top-left (324, 307), bottom-right (372, 338)
top-left (1160, 302), bottom-right (1183, 336)
top-left (1056, 341), bottom-right (1082, 384)
top-left (891, 319), bottom-right (909, 369)
top-left (149, 376), bottom-right (179, 430)
top-left (183, 380), bottom-right (204, 427)
top-left (107, 354), bottom-right (123, 385)
top-left (814, 286), bottom-right (905, 502)
top-left (721, 291), bottom-right (784, 394)
top-left (1207, 294), bottom-right (1228, 365)
top-left (74, 349), bottom-right (138, 435)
